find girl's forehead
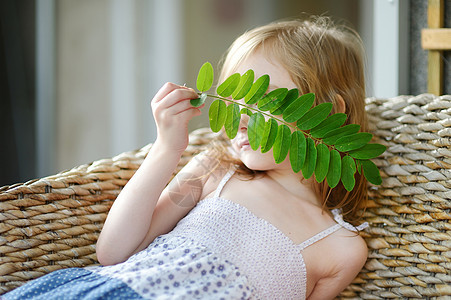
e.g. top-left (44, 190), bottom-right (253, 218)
top-left (235, 50), bottom-right (297, 90)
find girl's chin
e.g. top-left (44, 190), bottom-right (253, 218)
top-left (240, 155), bottom-right (277, 171)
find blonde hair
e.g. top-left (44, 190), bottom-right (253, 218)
top-left (215, 17), bottom-right (368, 223)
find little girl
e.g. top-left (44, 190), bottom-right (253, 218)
top-left (4, 17), bottom-right (369, 299)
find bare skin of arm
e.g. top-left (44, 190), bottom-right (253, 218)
top-left (96, 83), bottom-right (205, 266)
top-left (306, 232), bottom-right (368, 299)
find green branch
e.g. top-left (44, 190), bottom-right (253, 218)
top-left (191, 62), bottom-right (386, 191)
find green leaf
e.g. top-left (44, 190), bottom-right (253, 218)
top-left (190, 93), bottom-right (207, 107)
top-left (315, 143), bottom-right (330, 183)
top-left (225, 103), bottom-right (240, 139)
top-left (327, 150), bottom-right (341, 188)
top-left (232, 69), bottom-right (254, 100)
top-left (356, 159), bottom-right (362, 174)
top-left (297, 102), bottom-right (333, 130)
top-left (240, 108), bottom-right (253, 116)
top-left (349, 143), bottom-right (387, 159)
top-left (289, 131), bottom-right (306, 173)
top-left (248, 112), bottom-right (265, 150)
top-left (301, 138), bottom-right (317, 179)
top-left (341, 156), bottom-right (356, 191)
top-left (335, 132), bottom-right (373, 152)
top-left (258, 88), bottom-right (288, 111)
top-left (273, 124), bottom-right (291, 164)
top-left (197, 62), bottom-right (214, 92)
top-left (271, 88), bottom-right (299, 115)
top-left (208, 99), bottom-right (227, 132)
top-left (261, 118), bottom-right (278, 153)
top-left (282, 93), bottom-right (315, 123)
top-left (217, 73), bottom-right (240, 97)
top-left (310, 113), bottom-right (347, 138)
top-left (322, 124), bottom-right (361, 145)
top-left (360, 159), bottom-right (382, 185)
top-left (245, 74), bottom-right (270, 104)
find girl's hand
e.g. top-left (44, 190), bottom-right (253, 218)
top-left (151, 82), bottom-right (203, 154)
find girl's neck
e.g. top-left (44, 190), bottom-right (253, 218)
top-left (264, 169), bottom-right (321, 208)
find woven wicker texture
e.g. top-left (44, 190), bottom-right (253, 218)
top-left (1, 94), bottom-right (450, 298)
top-left (340, 94), bottom-right (451, 299)
top-left (0, 129), bottom-right (220, 294)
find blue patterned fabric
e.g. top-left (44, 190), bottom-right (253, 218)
top-left (2, 233), bottom-right (253, 300)
top-left (91, 234), bottom-right (254, 299)
top-left (2, 268), bottom-right (142, 300)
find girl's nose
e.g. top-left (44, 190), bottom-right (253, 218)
top-left (239, 114), bottom-right (250, 131)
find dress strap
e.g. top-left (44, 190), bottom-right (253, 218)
top-left (298, 209), bottom-right (369, 251)
top-left (213, 169), bottom-right (236, 198)
top-left (298, 224), bottom-right (342, 251)
top-left (331, 208), bottom-right (369, 232)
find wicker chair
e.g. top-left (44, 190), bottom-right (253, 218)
top-left (1, 94), bottom-right (450, 299)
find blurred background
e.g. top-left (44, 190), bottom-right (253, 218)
top-left (1, 0), bottom-right (450, 186)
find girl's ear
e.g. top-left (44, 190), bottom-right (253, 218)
top-left (336, 94), bottom-right (346, 114)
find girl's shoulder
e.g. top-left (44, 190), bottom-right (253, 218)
top-left (305, 229), bottom-right (367, 298)
top-left (183, 151), bottom-right (232, 199)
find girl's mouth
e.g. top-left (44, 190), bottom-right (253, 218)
top-left (238, 141), bottom-right (251, 150)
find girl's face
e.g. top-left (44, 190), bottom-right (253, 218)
top-left (230, 50), bottom-right (298, 172)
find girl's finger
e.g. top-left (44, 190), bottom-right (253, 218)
top-left (175, 106), bottom-right (203, 121)
top-left (163, 98), bottom-right (204, 116)
top-left (154, 88), bottom-right (198, 111)
top-left (152, 83), bottom-right (195, 104)
top-left (152, 82), bottom-right (177, 103)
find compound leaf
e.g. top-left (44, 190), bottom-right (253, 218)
top-left (232, 69), bottom-right (254, 100)
top-left (322, 124), bottom-right (361, 145)
top-left (341, 156), bottom-right (356, 192)
top-left (245, 74), bottom-right (270, 104)
top-left (258, 88), bottom-right (288, 111)
top-left (190, 92), bottom-right (207, 107)
top-left (315, 143), bottom-right (330, 183)
top-left (273, 124), bottom-right (291, 164)
top-left (282, 92), bottom-right (315, 123)
top-left (248, 112), bottom-right (265, 150)
top-left (360, 159), bottom-right (382, 185)
top-left (310, 113), bottom-right (347, 138)
top-left (327, 150), bottom-right (341, 188)
top-left (349, 143), bottom-right (387, 159)
top-left (271, 88), bottom-right (299, 115)
top-left (261, 118), bottom-right (278, 153)
top-left (209, 99), bottom-right (227, 132)
top-left (240, 107), bottom-right (253, 116)
top-left (297, 102), bottom-right (333, 131)
top-left (197, 62), bottom-right (214, 92)
top-left (217, 73), bottom-right (240, 97)
top-left (356, 159), bottom-right (362, 174)
top-left (289, 131), bottom-right (306, 173)
top-left (335, 132), bottom-right (373, 152)
top-left (225, 103), bottom-right (240, 139)
top-left (195, 62), bottom-right (385, 191)
top-left (301, 138), bottom-right (317, 179)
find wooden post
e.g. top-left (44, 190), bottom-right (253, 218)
top-left (425, 0), bottom-right (444, 95)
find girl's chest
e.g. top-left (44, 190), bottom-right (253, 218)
top-left (211, 176), bottom-right (330, 245)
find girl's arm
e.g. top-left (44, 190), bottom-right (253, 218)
top-left (96, 82), bottom-right (204, 266)
top-left (307, 235), bottom-right (367, 300)
top-left (129, 150), bottom-right (220, 255)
